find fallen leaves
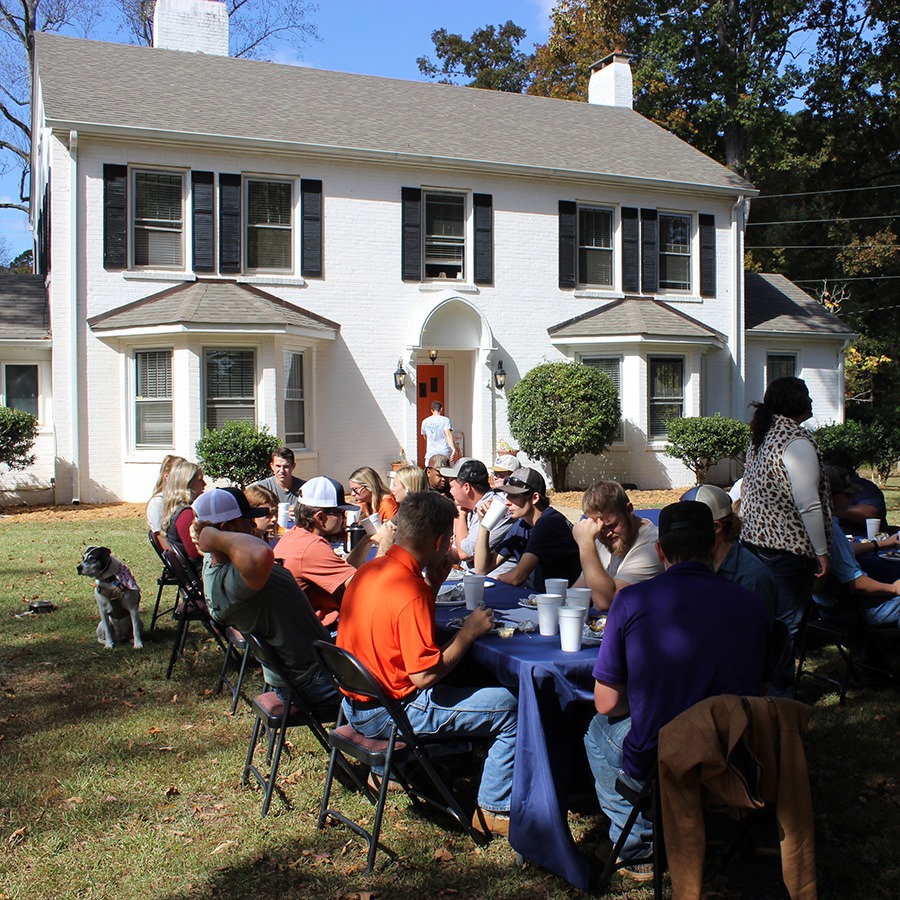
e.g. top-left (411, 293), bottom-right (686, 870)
top-left (164, 786), bottom-right (180, 798)
top-left (433, 846), bottom-right (454, 862)
top-left (211, 840), bottom-right (237, 854)
top-left (7, 826), bottom-right (27, 847)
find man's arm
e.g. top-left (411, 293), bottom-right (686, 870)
top-left (573, 518), bottom-right (627, 611)
top-left (194, 526), bottom-right (274, 591)
top-left (594, 680), bottom-right (629, 717)
top-left (495, 551), bottom-right (540, 586)
top-left (448, 506), bottom-right (472, 563)
top-left (474, 521), bottom-right (504, 575)
top-left (409, 606), bottom-right (494, 690)
top-left (849, 573), bottom-right (900, 598)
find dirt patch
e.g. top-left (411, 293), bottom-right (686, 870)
top-left (0, 502), bottom-right (145, 524)
top-left (551, 488), bottom-right (687, 510)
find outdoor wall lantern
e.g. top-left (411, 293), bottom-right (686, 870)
top-left (393, 360), bottom-right (407, 391)
top-left (494, 360), bottom-right (507, 390)
top-left (428, 348), bottom-right (438, 362)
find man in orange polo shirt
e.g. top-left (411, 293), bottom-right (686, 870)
top-left (337, 490), bottom-right (518, 837)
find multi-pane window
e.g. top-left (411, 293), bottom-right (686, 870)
top-left (5, 364), bottom-right (38, 418)
top-left (284, 352), bottom-right (305, 445)
top-left (424, 192), bottom-right (465, 279)
top-left (582, 356), bottom-right (623, 441)
top-left (205, 349), bottom-right (255, 429)
top-left (578, 207), bottom-right (613, 287)
top-left (767, 354), bottom-right (797, 384)
top-left (658, 213), bottom-right (691, 291)
top-left (135, 351), bottom-right (172, 446)
top-left (133, 171), bottom-right (184, 268)
top-left (648, 357), bottom-right (684, 439)
top-left (247, 179), bottom-right (293, 271)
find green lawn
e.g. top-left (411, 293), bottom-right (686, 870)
top-left (0, 508), bottom-right (898, 899)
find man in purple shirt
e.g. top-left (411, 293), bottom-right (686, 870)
top-left (584, 501), bottom-right (770, 877)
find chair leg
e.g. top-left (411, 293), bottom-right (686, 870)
top-left (261, 723), bottom-right (289, 817)
top-left (165, 613), bottom-right (189, 680)
top-left (229, 645), bottom-right (253, 714)
top-left (593, 779), bottom-right (657, 894)
top-left (215, 643), bottom-right (235, 697)
top-left (150, 581), bottom-right (166, 631)
top-left (242, 715), bottom-right (264, 786)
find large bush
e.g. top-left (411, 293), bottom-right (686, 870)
top-left (507, 361), bottom-right (620, 489)
top-left (0, 407), bottom-right (39, 470)
top-left (811, 420), bottom-right (877, 469)
top-left (665, 415), bottom-right (750, 484)
top-left (195, 421), bottom-right (282, 488)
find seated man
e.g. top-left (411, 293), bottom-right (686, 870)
top-left (192, 487), bottom-right (337, 710)
top-left (822, 449), bottom-right (888, 537)
top-left (572, 481), bottom-right (663, 611)
top-left (425, 454), bottom-right (452, 498)
top-left (337, 491), bottom-right (518, 836)
top-left (443, 458), bottom-right (510, 568)
top-left (249, 446), bottom-right (305, 508)
top-left (681, 483), bottom-right (778, 618)
top-left (488, 453), bottom-right (521, 490)
top-left (277, 476), bottom-right (383, 627)
top-left (584, 501), bottom-right (770, 875)
top-left (474, 467), bottom-right (581, 590)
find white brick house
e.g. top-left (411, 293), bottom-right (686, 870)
top-left (25, 7), bottom-right (853, 503)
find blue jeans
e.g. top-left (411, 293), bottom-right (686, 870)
top-left (584, 713), bottom-right (652, 860)
top-left (343, 683), bottom-right (518, 813)
top-left (273, 668), bottom-right (339, 710)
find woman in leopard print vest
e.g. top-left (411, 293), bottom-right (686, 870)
top-left (741, 377), bottom-right (831, 696)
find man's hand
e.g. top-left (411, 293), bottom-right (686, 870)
top-left (573, 516), bottom-right (602, 546)
top-left (881, 532), bottom-right (900, 551)
top-left (460, 605), bottom-right (494, 638)
top-left (474, 497), bottom-right (492, 520)
top-left (193, 522), bottom-right (217, 552)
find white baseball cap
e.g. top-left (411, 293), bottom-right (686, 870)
top-left (299, 476), bottom-right (359, 511)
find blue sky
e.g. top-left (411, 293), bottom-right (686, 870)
top-left (0, 0), bottom-right (553, 258)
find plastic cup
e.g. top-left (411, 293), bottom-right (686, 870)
top-left (544, 578), bottom-right (569, 598)
top-left (566, 587), bottom-right (593, 624)
top-left (558, 606), bottom-right (584, 652)
top-left (277, 502), bottom-right (290, 529)
top-left (535, 594), bottom-right (561, 635)
top-left (361, 513), bottom-right (382, 536)
top-left (480, 496), bottom-right (508, 531)
top-left (866, 518), bottom-right (880, 541)
top-left (463, 574), bottom-right (485, 610)
top-left (564, 600), bottom-right (590, 626)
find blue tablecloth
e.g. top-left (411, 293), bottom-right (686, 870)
top-left (435, 580), bottom-right (597, 889)
top-left (857, 546), bottom-right (900, 583)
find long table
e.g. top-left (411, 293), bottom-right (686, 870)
top-left (435, 579), bottom-right (598, 889)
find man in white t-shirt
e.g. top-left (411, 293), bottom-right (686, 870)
top-left (420, 401), bottom-right (454, 460)
top-left (572, 480), bottom-right (663, 611)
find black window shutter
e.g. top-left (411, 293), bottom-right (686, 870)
top-left (401, 187), bottom-right (422, 281)
top-left (473, 193), bottom-right (493, 285)
top-left (558, 200), bottom-right (577, 289)
top-left (640, 208), bottom-right (658, 294)
top-left (621, 207), bottom-right (639, 293)
top-left (103, 164), bottom-right (127, 269)
top-left (219, 173), bottom-right (242, 274)
top-left (192, 171), bottom-right (214, 273)
top-left (301, 179), bottom-right (323, 278)
top-left (699, 213), bottom-right (716, 297)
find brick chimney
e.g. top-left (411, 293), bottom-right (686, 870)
top-left (588, 52), bottom-right (633, 109)
top-left (153, 0), bottom-right (229, 56)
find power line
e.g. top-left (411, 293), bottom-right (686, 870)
top-left (746, 244), bottom-right (900, 250)
top-left (790, 275), bottom-right (900, 283)
top-left (748, 214), bottom-right (899, 226)
top-left (754, 183), bottom-right (900, 200)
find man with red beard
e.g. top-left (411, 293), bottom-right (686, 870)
top-left (572, 481), bottom-right (663, 611)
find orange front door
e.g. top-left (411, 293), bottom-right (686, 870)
top-left (417, 364), bottom-right (445, 466)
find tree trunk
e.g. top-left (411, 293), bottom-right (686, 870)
top-left (551, 457), bottom-right (569, 492)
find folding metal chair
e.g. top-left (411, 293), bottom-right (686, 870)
top-left (214, 625), bottom-right (254, 714)
top-left (163, 544), bottom-right (226, 679)
top-left (241, 633), bottom-right (367, 816)
top-left (147, 530), bottom-right (179, 630)
top-left (312, 640), bottom-right (488, 873)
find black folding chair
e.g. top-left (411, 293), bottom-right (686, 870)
top-left (241, 633), bottom-right (367, 816)
top-left (313, 640), bottom-right (488, 873)
top-left (163, 544), bottom-right (226, 679)
top-left (215, 625), bottom-right (255, 714)
top-left (147, 530), bottom-right (179, 631)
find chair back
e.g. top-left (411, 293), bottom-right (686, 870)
top-left (148, 529), bottom-right (167, 562)
top-left (164, 544), bottom-right (205, 606)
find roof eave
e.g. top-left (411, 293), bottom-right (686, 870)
top-left (0, 337), bottom-right (52, 346)
top-left (90, 323), bottom-right (337, 339)
top-left (549, 333), bottom-right (725, 348)
top-left (746, 328), bottom-right (857, 340)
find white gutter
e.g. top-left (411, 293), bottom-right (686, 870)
top-left (731, 194), bottom-right (746, 422)
top-left (68, 129), bottom-right (80, 503)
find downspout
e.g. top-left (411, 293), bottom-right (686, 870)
top-left (68, 130), bottom-right (80, 503)
top-left (731, 193), bottom-right (746, 485)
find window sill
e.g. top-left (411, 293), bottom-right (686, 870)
top-left (655, 294), bottom-right (702, 304)
top-left (237, 274), bottom-right (306, 287)
top-left (574, 289), bottom-right (623, 300)
top-left (418, 282), bottom-right (479, 294)
top-left (123, 270), bottom-right (195, 283)
top-left (645, 441), bottom-right (670, 451)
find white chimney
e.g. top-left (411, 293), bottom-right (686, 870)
top-left (153, 0), bottom-right (229, 56)
top-left (588, 52), bottom-right (633, 109)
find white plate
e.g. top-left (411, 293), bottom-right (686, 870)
top-left (435, 597), bottom-right (465, 607)
top-left (581, 630), bottom-right (602, 647)
top-left (518, 596), bottom-right (538, 609)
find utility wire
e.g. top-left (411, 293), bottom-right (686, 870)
top-left (746, 244), bottom-right (900, 250)
top-left (754, 183), bottom-right (900, 200)
top-left (748, 214), bottom-right (899, 226)
top-left (790, 275), bottom-right (900, 283)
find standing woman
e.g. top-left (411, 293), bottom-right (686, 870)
top-left (348, 465), bottom-right (399, 521)
top-left (162, 460), bottom-right (207, 571)
top-left (740, 376), bottom-right (831, 694)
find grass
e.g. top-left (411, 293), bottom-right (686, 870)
top-left (1, 506), bottom-right (899, 899)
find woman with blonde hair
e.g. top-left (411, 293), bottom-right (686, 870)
top-left (162, 460), bottom-right (206, 569)
top-left (348, 465), bottom-right (398, 521)
top-left (146, 455), bottom-right (186, 544)
top-left (243, 484), bottom-right (279, 546)
top-left (390, 465), bottom-right (428, 504)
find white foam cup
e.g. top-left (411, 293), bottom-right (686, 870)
top-left (866, 518), bottom-right (880, 541)
top-left (566, 587), bottom-right (593, 623)
top-left (361, 513), bottom-right (382, 536)
top-left (535, 594), bottom-right (561, 635)
top-left (544, 578), bottom-right (569, 598)
top-left (558, 606), bottom-right (584, 652)
top-left (276, 502), bottom-right (290, 529)
top-left (480, 496), bottom-right (508, 531)
top-left (463, 574), bottom-right (485, 610)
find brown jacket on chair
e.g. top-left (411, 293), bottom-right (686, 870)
top-left (657, 694), bottom-right (816, 900)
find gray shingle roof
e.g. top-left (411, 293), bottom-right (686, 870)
top-left (87, 280), bottom-right (340, 333)
top-left (549, 297), bottom-right (724, 342)
top-left (745, 273), bottom-right (855, 337)
top-left (0, 275), bottom-right (49, 340)
top-left (35, 33), bottom-right (755, 196)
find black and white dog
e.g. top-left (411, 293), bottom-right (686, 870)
top-left (76, 546), bottom-right (143, 649)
